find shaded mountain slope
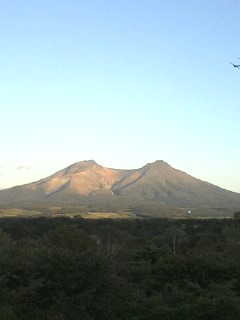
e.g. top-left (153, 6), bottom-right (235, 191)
top-left (112, 161), bottom-right (238, 207)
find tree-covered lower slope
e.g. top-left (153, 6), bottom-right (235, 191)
top-left (0, 217), bottom-right (240, 319)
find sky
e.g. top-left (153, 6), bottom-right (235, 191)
top-left (0, 0), bottom-right (240, 193)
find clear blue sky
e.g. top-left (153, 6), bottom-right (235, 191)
top-left (0, 0), bottom-right (240, 192)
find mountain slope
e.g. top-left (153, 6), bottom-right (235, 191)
top-left (30, 160), bottom-right (131, 196)
top-left (0, 160), bottom-right (240, 209)
top-left (112, 160), bottom-right (238, 207)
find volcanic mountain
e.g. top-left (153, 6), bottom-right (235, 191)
top-left (0, 160), bottom-right (240, 210)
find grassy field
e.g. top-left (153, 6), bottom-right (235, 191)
top-left (0, 208), bottom-right (43, 218)
top-left (0, 206), bottom-right (235, 219)
top-left (0, 207), bottom-right (136, 219)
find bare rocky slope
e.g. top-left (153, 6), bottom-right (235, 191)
top-left (0, 160), bottom-right (240, 210)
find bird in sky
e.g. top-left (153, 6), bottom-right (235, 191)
top-left (230, 62), bottom-right (240, 68)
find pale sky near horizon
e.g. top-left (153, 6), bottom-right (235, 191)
top-left (0, 0), bottom-right (240, 192)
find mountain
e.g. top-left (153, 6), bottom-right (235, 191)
top-left (0, 160), bottom-right (240, 210)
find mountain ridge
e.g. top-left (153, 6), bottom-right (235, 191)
top-left (0, 160), bottom-right (239, 211)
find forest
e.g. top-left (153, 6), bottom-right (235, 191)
top-left (0, 216), bottom-right (240, 319)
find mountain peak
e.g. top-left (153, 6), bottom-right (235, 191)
top-left (75, 160), bottom-right (98, 166)
top-left (63, 160), bottom-right (101, 174)
top-left (147, 160), bottom-right (170, 166)
top-left (143, 160), bottom-right (171, 171)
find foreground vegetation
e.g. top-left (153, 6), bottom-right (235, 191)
top-left (0, 216), bottom-right (240, 319)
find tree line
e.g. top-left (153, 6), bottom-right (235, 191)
top-left (0, 216), bottom-right (240, 319)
